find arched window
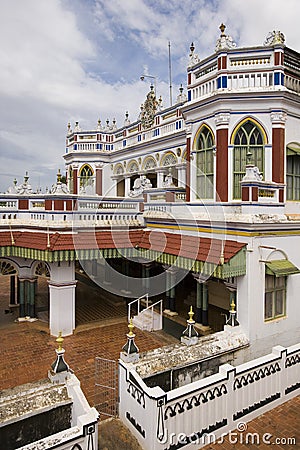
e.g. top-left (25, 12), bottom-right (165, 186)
top-left (286, 142), bottom-right (300, 200)
top-left (233, 120), bottom-right (265, 199)
top-left (196, 126), bottom-right (214, 199)
top-left (79, 164), bottom-right (94, 188)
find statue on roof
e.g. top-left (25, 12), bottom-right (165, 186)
top-left (215, 23), bottom-right (236, 52)
top-left (50, 169), bottom-right (69, 195)
top-left (140, 84), bottom-right (158, 129)
top-left (264, 30), bottom-right (285, 46)
top-left (188, 42), bottom-right (200, 67)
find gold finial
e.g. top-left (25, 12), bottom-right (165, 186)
top-left (57, 169), bottom-right (61, 183)
top-left (187, 305), bottom-right (194, 323)
top-left (128, 318), bottom-right (135, 336)
top-left (220, 23), bottom-right (226, 35)
top-left (56, 331), bottom-right (64, 351)
top-left (230, 299), bottom-right (236, 311)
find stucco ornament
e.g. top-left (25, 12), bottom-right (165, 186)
top-left (140, 85), bottom-right (158, 129)
top-left (264, 30), bottom-right (285, 46)
top-left (215, 23), bottom-right (236, 51)
top-left (129, 175), bottom-right (152, 197)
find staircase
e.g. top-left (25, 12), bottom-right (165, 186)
top-left (128, 295), bottom-right (163, 332)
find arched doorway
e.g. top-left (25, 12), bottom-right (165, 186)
top-left (0, 259), bottom-right (19, 325)
top-left (34, 261), bottom-right (50, 322)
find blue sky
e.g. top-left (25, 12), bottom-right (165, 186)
top-left (0, 0), bottom-right (299, 192)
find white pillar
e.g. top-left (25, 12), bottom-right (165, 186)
top-left (124, 175), bottom-right (131, 196)
top-left (48, 261), bottom-right (76, 337)
top-left (156, 169), bottom-right (166, 188)
top-left (177, 164), bottom-right (186, 188)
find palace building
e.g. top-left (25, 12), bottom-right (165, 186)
top-left (1, 24), bottom-right (300, 362)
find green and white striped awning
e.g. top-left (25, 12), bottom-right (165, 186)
top-left (265, 259), bottom-right (300, 277)
top-left (0, 244), bottom-right (246, 279)
top-left (287, 142), bottom-right (300, 156)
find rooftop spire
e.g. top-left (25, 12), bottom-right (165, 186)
top-left (215, 23), bottom-right (236, 52)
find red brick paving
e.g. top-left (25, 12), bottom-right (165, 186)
top-left (0, 320), bottom-right (163, 406)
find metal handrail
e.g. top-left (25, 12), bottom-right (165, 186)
top-left (128, 293), bottom-right (149, 322)
top-left (139, 299), bottom-right (163, 330)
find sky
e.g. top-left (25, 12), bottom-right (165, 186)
top-left (0, 0), bottom-right (299, 192)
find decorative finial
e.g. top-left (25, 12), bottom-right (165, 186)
top-left (56, 331), bottom-right (64, 351)
top-left (230, 298), bottom-right (236, 312)
top-left (50, 331), bottom-right (70, 378)
top-left (188, 42), bottom-right (200, 67)
top-left (188, 305), bottom-right (194, 323)
top-left (215, 23), bottom-right (236, 52)
top-left (181, 305), bottom-right (199, 345)
top-left (120, 318), bottom-right (139, 362)
top-left (219, 23), bottom-right (226, 35)
top-left (57, 169), bottom-right (62, 183)
top-left (225, 291), bottom-right (239, 327)
top-left (128, 318), bottom-right (134, 337)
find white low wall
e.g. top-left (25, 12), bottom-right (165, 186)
top-left (119, 343), bottom-right (300, 450)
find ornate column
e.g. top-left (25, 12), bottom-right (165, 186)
top-left (17, 277), bottom-right (37, 319)
top-left (215, 112), bottom-right (230, 202)
top-left (271, 111), bottom-right (286, 202)
top-left (27, 278), bottom-right (37, 318)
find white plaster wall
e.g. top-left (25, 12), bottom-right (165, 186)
top-left (237, 234), bottom-right (300, 358)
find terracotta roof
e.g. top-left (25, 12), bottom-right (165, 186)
top-left (0, 229), bottom-right (245, 264)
